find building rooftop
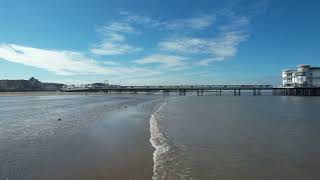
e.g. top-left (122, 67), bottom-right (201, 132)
top-left (297, 64), bottom-right (311, 68)
top-left (282, 69), bottom-right (296, 72)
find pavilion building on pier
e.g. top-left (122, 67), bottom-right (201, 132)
top-left (282, 64), bottom-right (320, 87)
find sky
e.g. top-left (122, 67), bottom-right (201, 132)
top-left (0, 0), bottom-right (320, 85)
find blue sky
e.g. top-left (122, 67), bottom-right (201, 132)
top-left (0, 0), bottom-right (320, 85)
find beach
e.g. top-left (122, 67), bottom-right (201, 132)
top-left (0, 94), bottom-right (163, 180)
top-left (0, 91), bottom-right (110, 96)
top-left (1, 94), bottom-right (320, 180)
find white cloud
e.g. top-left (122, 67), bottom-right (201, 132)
top-left (100, 22), bottom-right (136, 33)
top-left (108, 33), bottom-right (126, 42)
top-left (102, 61), bottom-right (119, 66)
top-left (121, 11), bottom-right (215, 31)
top-left (210, 31), bottom-right (248, 59)
top-left (120, 11), bottom-right (163, 28)
top-left (133, 54), bottom-right (186, 68)
top-left (158, 31), bottom-right (248, 60)
top-left (165, 15), bottom-right (216, 30)
top-left (158, 16), bottom-right (249, 61)
top-left (90, 42), bottom-right (141, 56)
top-left (159, 37), bottom-right (208, 54)
top-left (195, 58), bottom-right (217, 66)
top-left (117, 12), bottom-right (250, 65)
top-left (219, 16), bottom-right (249, 31)
top-left (90, 22), bottom-right (141, 56)
top-left (0, 43), bottom-right (160, 78)
top-left (0, 44), bottom-right (115, 75)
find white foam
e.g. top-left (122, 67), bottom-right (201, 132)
top-left (149, 102), bottom-right (170, 180)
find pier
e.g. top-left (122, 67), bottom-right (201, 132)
top-left (62, 85), bottom-right (320, 96)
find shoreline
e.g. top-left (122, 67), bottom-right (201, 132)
top-left (0, 91), bottom-right (163, 97)
top-left (149, 101), bottom-right (168, 180)
top-left (0, 95), bottom-right (163, 180)
top-left (0, 91), bottom-right (85, 96)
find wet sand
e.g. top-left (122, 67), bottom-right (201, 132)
top-left (0, 95), bottom-right (162, 180)
top-left (31, 107), bottom-right (155, 180)
top-left (0, 91), bottom-right (101, 96)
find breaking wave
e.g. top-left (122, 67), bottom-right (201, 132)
top-left (149, 102), bottom-right (169, 180)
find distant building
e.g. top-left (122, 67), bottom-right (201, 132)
top-left (0, 77), bottom-right (64, 91)
top-left (282, 65), bottom-right (320, 87)
top-left (61, 82), bottom-right (121, 91)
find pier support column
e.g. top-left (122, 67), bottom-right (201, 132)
top-left (197, 89), bottom-right (204, 96)
top-left (163, 90), bottom-right (170, 96)
top-left (131, 90), bottom-right (138, 94)
top-left (233, 89), bottom-right (240, 96)
top-left (258, 89), bottom-right (261, 96)
top-left (272, 88), bottom-right (320, 96)
top-left (179, 89), bottom-right (186, 96)
top-left (234, 89), bottom-right (240, 96)
top-left (216, 89), bottom-right (222, 96)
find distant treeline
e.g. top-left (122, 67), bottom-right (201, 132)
top-left (0, 77), bottom-right (64, 91)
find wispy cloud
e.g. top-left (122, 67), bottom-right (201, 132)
top-left (158, 15), bottom-right (249, 65)
top-left (120, 11), bottom-right (216, 31)
top-left (90, 42), bottom-right (141, 56)
top-left (159, 31), bottom-right (248, 61)
top-left (93, 10), bottom-right (249, 67)
top-left (101, 22), bottom-right (136, 33)
top-left (90, 22), bottom-right (142, 56)
top-left (195, 58), bottom-right (217, 66)
top-left (133, 54), bottom-right (186, 68)
top-left (165, 15), bottom-right (216, 30)
top-left (102, 61), bottom-right (119, 66)
top-left (159, 37), bottom-right (208, 54)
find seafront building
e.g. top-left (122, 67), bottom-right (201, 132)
top-left (282, 65), bottom-right (320, 87)
top-left (0, 77), bottom-right (63, 91)
top-left (61, 82), bottom-right (120, 91)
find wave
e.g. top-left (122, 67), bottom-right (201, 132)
top-left (149, 101), bottom-right (169, 180)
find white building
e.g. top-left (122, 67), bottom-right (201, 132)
top-left (282, 64), bottom-right (320, 87)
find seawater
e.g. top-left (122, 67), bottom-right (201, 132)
top-left (150, 95), bottom-right (320, 180)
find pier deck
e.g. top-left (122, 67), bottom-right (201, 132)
top-left (61, 85), bottom-right (320, 96)
top-left (62, 85), bottom-right (320, 96)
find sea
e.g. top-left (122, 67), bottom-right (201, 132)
top-left (1, 93), bottom-right (320, 180)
